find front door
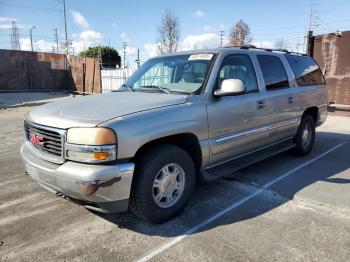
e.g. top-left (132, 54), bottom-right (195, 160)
top-left (206, 54), bottom-right (267, 165)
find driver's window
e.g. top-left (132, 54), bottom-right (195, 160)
top-left (218, 54), bottom-right (258, 93)
top-left (179, 62), bottom-right (208, 84)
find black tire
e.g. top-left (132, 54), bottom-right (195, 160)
top-left (292, 114), bottom-right (316, 156)
top-left (129, 144), bottom-right (196, 223)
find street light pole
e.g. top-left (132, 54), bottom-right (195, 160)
top-left (30, 26), bottom-right (36, 52)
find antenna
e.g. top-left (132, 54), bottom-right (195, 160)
top-left (10, 21), bottom-right (21, 50)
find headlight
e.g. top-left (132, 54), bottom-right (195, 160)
top-left (67, 127), bottom-right (117, 145)
top-left (65, 128), bottom-right (117, 163)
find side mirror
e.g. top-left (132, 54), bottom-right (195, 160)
top-left (214, 79), bottom-right (246, 97)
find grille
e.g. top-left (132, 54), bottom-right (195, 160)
top-left (25, 121), bottom-right (63, 157)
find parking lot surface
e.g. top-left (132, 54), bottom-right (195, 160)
top-left (0, 107), bottom-right (349, 262)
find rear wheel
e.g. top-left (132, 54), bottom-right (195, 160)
top-left (292, 114), bottom-right (315, 156)
top-left (130, 145), bottom-right (195, 223)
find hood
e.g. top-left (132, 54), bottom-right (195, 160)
top-left (26, 92), bottom-right (188, 129)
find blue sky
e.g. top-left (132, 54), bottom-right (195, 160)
top-left (1, 0), bottom-right (350, 68)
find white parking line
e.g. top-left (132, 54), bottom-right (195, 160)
top-left (137, 142), bottom-right (345, 262)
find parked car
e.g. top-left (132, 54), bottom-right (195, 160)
top-left (21, 46), bottom-right (328, 223)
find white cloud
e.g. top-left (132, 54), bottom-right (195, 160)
top-left (192, 9), bottom-right (205, 18)
top-left (78, 30), bottom-right (102, 41)
top-left (126, 46), bottom-right (137, 55)
top-left (112, 22), bottom-right (118, 29)
top-left (203, 25), bottom-right (212, 32)
top-left (144, 43), bottom-right (159, 58)
top-left (0, 16), bottom-right (16, 22)
top-left (181, 33), bottom-right (224, 50)
top-left (0, 18), bottom-right (25, 30)
top-left (20, 38), bottom-right (55, 52)
top-left (69, 30), bottom-right (103, 53)
top-left (120, 32), bottom-right (130, 42)
top-left (251, 40), bottom-right (274, 49)
top-left (71, 10), bottom-right (89, 29)
top-left (0, 24), bottom-right (12, 29)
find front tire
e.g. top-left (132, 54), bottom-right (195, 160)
top-left (130, 145), bottom-right (195, 223)
top-left (292, 114), bottom-right (315, 156)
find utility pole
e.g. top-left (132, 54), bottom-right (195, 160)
top-left (135, 48), bottom-right (140, 68)
top-left (62, 0), bottom-right (68, 54)
top-left (30, 26), bottom-right (36, 52)
top-left (54, 28), bottom-right (58, 53)
top-left (219, 30), bottom-right (225, 47)
top-left (122, 42), bottom-right (127, 69)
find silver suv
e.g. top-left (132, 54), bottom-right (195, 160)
top-left (21, 46), bottom-right (328, 223)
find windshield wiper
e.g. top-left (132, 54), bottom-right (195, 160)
top-left (111, 84), bottom-right (134, 92)
top-left (139, 85), bottom-right (171, 94)
top-left (121, 83), bottom-right (134, 92)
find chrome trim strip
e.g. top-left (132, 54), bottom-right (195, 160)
top-left (267, 118), bottom-right (298, 131)
top-left (24, 121), bottom-right (67, 164)
top-left (215, 126), bottom-right (267, 144)
top-left (214, 118), bottom-right (298, 145)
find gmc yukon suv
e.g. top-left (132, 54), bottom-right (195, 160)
top-left (21, 46), bottom-right (328, 223)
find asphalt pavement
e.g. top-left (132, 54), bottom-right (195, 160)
top-left (0, 106), bottom-right (349, 262)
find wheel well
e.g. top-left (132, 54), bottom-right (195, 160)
top-left (132, 133), bottom-right (202, 173)
top-left (303, 107), bottom-right (318, 123)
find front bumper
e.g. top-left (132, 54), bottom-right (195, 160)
top-left (21, 142), bottom-right (134, 213)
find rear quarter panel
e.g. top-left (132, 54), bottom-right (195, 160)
top-left (296, 85), bottom-right (328, 125)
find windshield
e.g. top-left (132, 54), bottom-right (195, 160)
top-left (124, 53), bottom-right (215, 94)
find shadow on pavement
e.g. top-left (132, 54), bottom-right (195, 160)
top-left (94, 133), bottom-right (350, 238)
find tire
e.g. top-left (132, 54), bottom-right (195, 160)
top-left (292, 114), bottom-right (316, 156)
top-left (129, 144), bottom-right (196, 223)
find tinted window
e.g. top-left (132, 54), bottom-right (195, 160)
top-left (257, 55), bottom-right (289, 90)
top-left (218, 54), bottom-right (258, 92)
top-left (286, 55), bottom-right (325, 86)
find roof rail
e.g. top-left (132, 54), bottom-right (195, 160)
top-left (227, 45), bottom-right (308, 56)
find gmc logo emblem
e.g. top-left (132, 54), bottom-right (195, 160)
top-left (29, 133), bottom-right (43, 146)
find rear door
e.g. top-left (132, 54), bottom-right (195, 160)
top-left (256, 54), bottom-right (299, 144)
top-left (206, 54), bottom-right (268, 165)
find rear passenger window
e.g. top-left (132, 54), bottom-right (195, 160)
top-left (218, 54), bottom-right (258, 93)
top-left (257, 55), bottom-right (289, 90)
top-left (286, 55), bottom-right (325, 86)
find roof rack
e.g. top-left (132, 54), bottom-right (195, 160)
top-left (227, 45), bottom-right (308, 56)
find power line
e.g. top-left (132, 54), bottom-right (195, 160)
top-left (0, 1), bottom-right (62, 12)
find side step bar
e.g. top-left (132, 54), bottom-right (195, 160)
top-left (202, 139), bottom-right (296, 181)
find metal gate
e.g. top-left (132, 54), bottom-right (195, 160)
top-left (101, 68), bottom-right (134, 93)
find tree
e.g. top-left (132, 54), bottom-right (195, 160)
top-left (157, 9), bottom-right (181, 54)
top-left (229, 19), bottom-right (252, 46)
top-left (80, 46), bottom-right (121, 68)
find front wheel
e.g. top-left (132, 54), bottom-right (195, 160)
top-left (130, 145), bottom-right (195, 223)
top-left (292, 114), bottom-right (316, 156)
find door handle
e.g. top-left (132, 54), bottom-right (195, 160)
top-left (257, 100), bottom-right (265, 109)
top-left (288, 97), bottom-right (294, 104)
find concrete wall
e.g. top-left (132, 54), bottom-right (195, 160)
top-left (312, 31), bottom-right (350, 105)
top-left (0, 50), bottom-right (101, 93)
